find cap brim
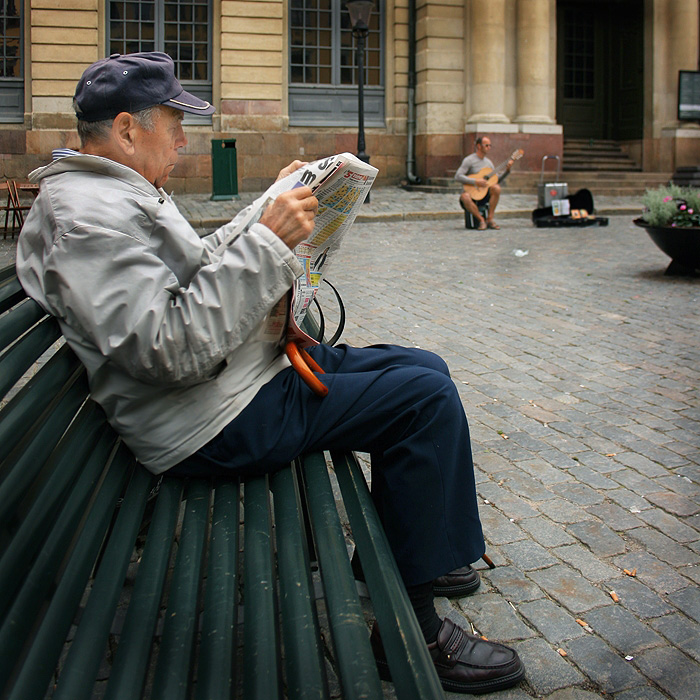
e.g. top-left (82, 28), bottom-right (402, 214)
top-left (162, 89), bottom-right (215, 116)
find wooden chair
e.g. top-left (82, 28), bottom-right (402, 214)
top-left (3, 180), bottom-right (33, 238)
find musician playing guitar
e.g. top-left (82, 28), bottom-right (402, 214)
top-left (455, 136), bottom-right (522, 230)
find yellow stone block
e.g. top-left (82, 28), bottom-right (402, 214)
top-left (221, 50), bottom-right (281, 67)
top-left (32, 0), bottom-right (96, 9)
top-left (32, 45), bottom-right (97, 63)
top-left (222, 83), bottom-right (282, 101)
top-left (32, 27), bottom-right (96, 45)
top-left (221, 16), bottom-right (282, 34)
top-left (32, 79), bottom-right (79, 97)
top-left (222, 66), bottom-right (281, 85)
top-left (32, 63), bottom-right (85, 80)
top-left (222, 1), bottom-right (283, 18)
top-left (221, 34), bottom-right (283, 51)
top-left (33, 10), bottom-right (97, 27)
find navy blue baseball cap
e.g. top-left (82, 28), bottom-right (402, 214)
top-left (74, 52), bottom-right (215, 122)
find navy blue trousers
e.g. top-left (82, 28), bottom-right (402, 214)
top-left (172, 344), bottom-right (485, 586)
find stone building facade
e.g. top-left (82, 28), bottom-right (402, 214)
top-left (0, 0), bottom-right (698, 193)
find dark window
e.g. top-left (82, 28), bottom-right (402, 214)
top-left (289, 0), bottom-right (384, 126)
top-left (108, 0), bottom-right (212, 121)
top-left (562, 8), bottom-right (594, 100)
top-left (0, 0), bottom-right (23, 123)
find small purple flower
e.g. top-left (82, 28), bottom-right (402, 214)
top-left (689, 209), bottom-right (694, 214)
top-left (663, 196), bottom-right (672, 202)
top-left (672, 222), bottom-right (677, 227)
top-left (680, 204), bottom-right (687, 211)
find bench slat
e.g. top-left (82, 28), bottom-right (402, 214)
top-left (0, 345), bottom-right (83, 465)
top-left (3, 451), bottom-right (133, 700)
top-left (195, 480), bottom-right (241, 700)
top-left (0, 423), bottom-right (116, 623)
top-left (271, 464), bottom-right (330, 700)
top-left (0, 276), bottom-right (24, 314)
top-left (0, 315), bottom-right (62, 398)
top-left (0, 296), bottom-right (46, 353)
top-left (53, 464), bottom-right (153, 700)
top-left (0, 429), bottom-right (117, 687)
top-left (151, 479), bottom-right (211, 700)
top-left (0, 394), bottom-right (100, 532)
top-left (331, 450), bottom-right (444, 700)
top-left (243, 475), bottom-right (281, 700)
top-left (301, 451), bottom-right (384, 700)
top-left (104, 477), bottom-right (184, 700)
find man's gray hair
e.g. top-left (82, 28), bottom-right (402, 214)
top-left (74, 102), bottom-right (160, 147)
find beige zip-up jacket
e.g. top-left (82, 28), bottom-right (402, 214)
top-left (17, 154), bottom-right (303, 474)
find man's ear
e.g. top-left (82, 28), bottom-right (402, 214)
top-left (111, 112), bottom-right (138, 156)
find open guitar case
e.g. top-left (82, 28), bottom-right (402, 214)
top-left (531, 188), bottom-right (609, 228)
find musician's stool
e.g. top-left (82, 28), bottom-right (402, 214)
top-left (463, 199), bottom-right (490, 229)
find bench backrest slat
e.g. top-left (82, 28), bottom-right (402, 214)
top-left (0, 345), bottom-right (84, 465)
top-left (271, 465), bottom-right (330, 700)
top-left (331, 450), bottom-right (445, 698)
top-left (0, 429), bottom-right (118, 654)
top-left (52, 464), bottom-right (153, 700)
top-left (0, 406), bottom-right (114, 621)
top-left (3, 453), bottom-right (134, 700)
top-left (301, 451), bottom-right (385, 699)
top-left (194, 479), bottom-right (240, 700)
top-left (0, 392), bottom-right (102, 530)
top-left (150, 479), bottom-right (211, 700)
top-left (103, 477), bottom-right (184, 700)
top-left (0, 276), bottom-right (24, 313)
top-left (0, 314), bottom-right (62, 398)
top-left (242, 475), bottom-right (282, 700)
top-left (0, 296), bottom-right (46, 353)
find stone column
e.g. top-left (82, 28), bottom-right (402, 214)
top-left (514, 0), bottom-right (555, 123)
top-left (468, 0), bottom-right (509, 123)
top-left (659, 0), bottom-right (700, 170)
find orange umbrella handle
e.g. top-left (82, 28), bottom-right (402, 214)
top-left (285, 341), bottom-right (328, 397)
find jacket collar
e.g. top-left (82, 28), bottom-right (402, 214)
top-left (29, 152), bottom-right (165, 197)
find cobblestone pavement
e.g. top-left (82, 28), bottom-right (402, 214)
top-left (321, 214), bottom-right (698, 700)
top-left (2, 190), bottom-right (697, 700)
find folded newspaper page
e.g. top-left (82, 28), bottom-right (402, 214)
top-left (216, 152), bottom-right (378, 347)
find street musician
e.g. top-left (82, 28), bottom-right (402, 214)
top-left (455, 136), bottom-right (522, 230)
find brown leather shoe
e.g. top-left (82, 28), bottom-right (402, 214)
top-left (433, 565), bottom-right (481, 597)
top-left (371, 617), bottom-right (525, 694)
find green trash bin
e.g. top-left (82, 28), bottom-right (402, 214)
top-left (211, 138), bottom-right (239, 200)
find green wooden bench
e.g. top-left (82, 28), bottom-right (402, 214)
top-left (0, 265), bottom-right (444, 700)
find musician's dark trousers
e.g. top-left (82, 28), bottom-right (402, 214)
top-left (171, 343), bottom-right (485, 586)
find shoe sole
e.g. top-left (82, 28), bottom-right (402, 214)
top-left (376, 657), bottom-right (525, 695)
top-left (432, 577), bottom-right (481, 597)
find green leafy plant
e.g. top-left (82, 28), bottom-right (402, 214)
top-left (642, 184), bottom-right (700, 228)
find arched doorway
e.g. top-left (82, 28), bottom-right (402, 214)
top-left (556, 0), bottom-right (644, 140)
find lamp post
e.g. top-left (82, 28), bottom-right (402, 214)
top-left (346, 0), bottom-right (373, 174)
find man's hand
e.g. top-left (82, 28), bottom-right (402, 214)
top-left (259, 187), bottom-right (318, 250)
top-left (506, 159), bottom-right (514, 170)
top-left (276, 160), bottom-right (308, 182)
top-left (476, 178), bottom-right (489, 188)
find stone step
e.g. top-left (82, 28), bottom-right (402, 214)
top-left (417, 170), bottom-right (670, 198)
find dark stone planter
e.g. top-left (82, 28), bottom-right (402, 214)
top-left (633, 218), bottom-right (700, 275)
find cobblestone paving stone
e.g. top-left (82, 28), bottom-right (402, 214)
top-left (2, 188), bottom-right (698, 699)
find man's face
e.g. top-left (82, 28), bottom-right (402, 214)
top-left (477, 138), bottom-right (491, 157)
top-left (133, 106), bottom-right (187, 189)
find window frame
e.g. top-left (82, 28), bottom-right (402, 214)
top-left (288, 0), bottom-right (385, 128)
top-left (0, 0), bottom-right (24, 124)
top-left (106, 0), bottom-right (213, 123)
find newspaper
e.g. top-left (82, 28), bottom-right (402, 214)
top-left (216, 152), bottom-right (377, 347)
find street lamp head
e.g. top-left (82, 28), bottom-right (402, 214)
top-left (346, 0), bottom-right (373, 33)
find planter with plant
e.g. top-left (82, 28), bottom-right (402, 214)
top-left (634, 184), bottom-right (700, 274)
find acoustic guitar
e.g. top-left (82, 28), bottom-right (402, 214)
top-left (462, 149), bottom-right (524, 201)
